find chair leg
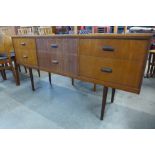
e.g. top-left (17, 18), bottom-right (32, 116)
top-left (0, 70), bottom-right (5, 80)
top-left (111, 88), bottom-right (116, 103)
top-left (48, 72), bottom-right (52, 85)
top-left (71, 78), bottom-right (74, 86)
top-left (37, 69), bottom-right (40, 77)
top-left (100, 86), bottom-right (108, 120)
top-left (93, 83), bottom-right (96, 92)
top-left (28, 68), bottom-right (35, 91)
top-left (9, 60), bottom-right (19, 86)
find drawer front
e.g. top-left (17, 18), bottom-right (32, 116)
top-left (79, 39), bottom-right (149, 61)
top-left (15, 49), bottom-right (38, 66)
top-left (37, 49), bottom-right (63, 73)
top-left (13, 38), bottom-right (36, 50)
top-left (79, 56), bottom-right (143, 88)
top-left (37, 38), bottom-right (63, 53)
top-left (13, 38), bottom-right (38, 66)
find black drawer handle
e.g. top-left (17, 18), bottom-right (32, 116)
top-left (102, 46), bottom-right (114, 52)
top-left (101, 67), bottom-right (112, 73)
top-left (51, 60), bottom-right (59, 64)
top-left (51, 44), bottom-right (58, 48)
top-left (20, 42), bottom-right (26, 46)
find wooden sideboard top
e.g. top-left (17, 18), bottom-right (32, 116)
top-left (12, 33), bottom-right (153, 39)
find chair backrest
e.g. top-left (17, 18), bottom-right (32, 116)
top-left (38, 26), bottom-right (54, 35)
top-left (0, 32), bottom-right (13, 56)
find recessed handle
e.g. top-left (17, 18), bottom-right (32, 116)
top-left (51, 44), bottom-right (58, 48)
top-left (23, 55), bottom-right (28, 58)
top-left (102, 46), bottom-right (114, 52)
top-left (20, 42), bottom-right (26, 46)
top-left (101, 67), bottom-right (112, 73)
top-left (51, 60), bottom-right (59, 64)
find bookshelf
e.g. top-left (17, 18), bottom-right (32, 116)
top-left (0, 26), bottom-right (17, 36)
top-left (15, 26), bottom-right (128, 35)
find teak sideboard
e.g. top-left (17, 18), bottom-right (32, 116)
top-left (12, 34), bottom-right (152, 120)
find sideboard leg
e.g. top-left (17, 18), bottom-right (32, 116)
top-left (93, 83), bottom-right (96, 92)
top-left (24, 66), bottom-right (27, 73)
top-left (37, 69), bottom-right (40, 77)
top-left (100, 86), bottom-right (108, 120)
top-left (146, 53), bottom-right (152, 78)
top-left (18, 65), bottom-right (21, 72)
top-left (14, 59), bottom-right (20, 85)
top-left (29, 68), bottom-right (35, 91)
top-left (48, 72), bottom-right (52, 85)
top-left (71, 78), bottom-right (74, 86)
top-left (111, 88), bottom-right (116, 103)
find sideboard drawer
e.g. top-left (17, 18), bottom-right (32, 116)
top-left (79, 39), bottom-right (149, 61)
top-left (37, 38), bottom-right (63, 53)
top-left (13, 38), bottom-right (36, 50)
top-left (13, 38), bottom-right (38, 66)
top-left (79, 56), bottom-right (143, 88)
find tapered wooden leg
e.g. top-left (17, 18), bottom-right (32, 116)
top-left (18, 65), bottom-right (21, 72)
top-left (150, 54), bottom-right (155, 77)
top-left (146, 53), bottom-right (152, 78)
top-left (48, 72), bottom-right (52, 85)
top-left (24, 66), bottom-right (27, 73)
top-left (100, 86), bottom-right (108, 120)
top-left (111, 88), bottom-right (116, 103)
top-left (29, 68), bottom-right (35, 91)
top-left (93, 83), bottom-right (96, 92)
top-left (37, 69), bottom-right (40, 77)
top-left (14, 58), bottom-right (20, 85)
top-left (71, 78), bottom-right (74, 86)
top-left (1, 65), bottom-right (7, 80)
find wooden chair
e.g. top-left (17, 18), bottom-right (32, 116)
top-left (0, 32), bottom-right (19, 85)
